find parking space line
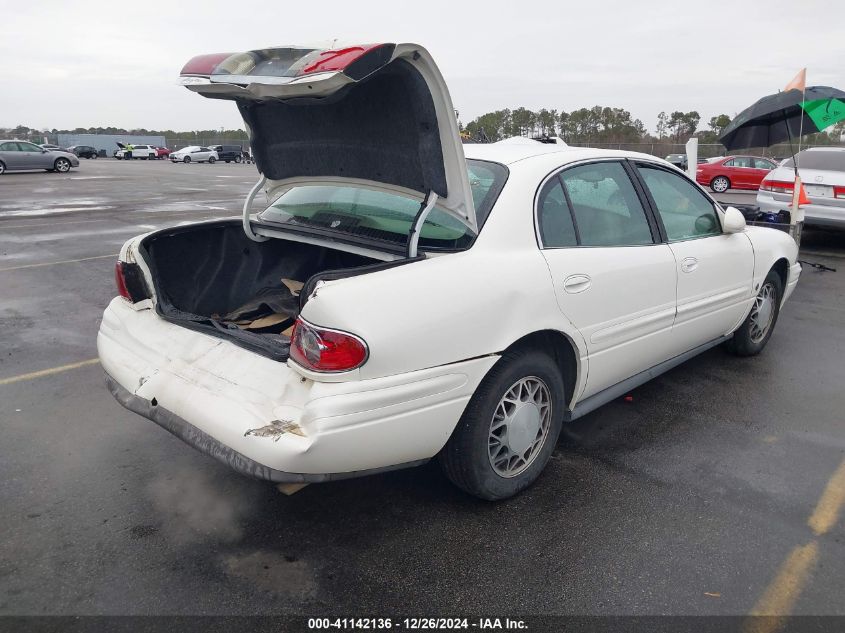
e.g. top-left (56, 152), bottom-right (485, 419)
top-left (745, 457), bottom-right (845, 631)
top-left (0, 358), bottom-right (100, 386)
top-left (808, 458), bottom-right (845, 536)
top-left (0, 253), bottom-right (118, 272)
top-left (747, 542), bottom-right (819, 625)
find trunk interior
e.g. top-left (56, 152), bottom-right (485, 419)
top-left (139, 220), bottom-right (389, 361)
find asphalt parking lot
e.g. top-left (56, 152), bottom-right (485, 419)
top-left (1, 159), bottom-right (844, 617)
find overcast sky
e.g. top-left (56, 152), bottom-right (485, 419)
top-left (2, 0), bottom-right (843, 134)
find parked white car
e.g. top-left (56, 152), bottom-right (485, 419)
top-left (169, 146), bottom-right (218, 163)
top-left (115, 143), bottom-right (158, 160)
top-left (757, 147), bottom-right (845, 229)
top-left (98, 43), bottom-right (801, 499)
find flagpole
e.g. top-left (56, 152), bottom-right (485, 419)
top-left (788, 71), bottom-right (807, 231)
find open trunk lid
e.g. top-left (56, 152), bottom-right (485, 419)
top-left (178, 43), bottom-right (476, 233)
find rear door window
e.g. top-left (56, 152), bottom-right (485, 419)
top-left (753, 158), bottom-right (776, 170)
top-left (558, 162), bottom-right (654, 246)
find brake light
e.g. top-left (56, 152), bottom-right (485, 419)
top-left (289, 318), bottom-right (368, 372)
top-left (760, 180), bottom-right (795, 194)
top-left (115, 262), bottom-right (131, 301)
top-left (834, 186), bottom-right (845, 199)
top-left (179, 44), bottom-right (391, 81)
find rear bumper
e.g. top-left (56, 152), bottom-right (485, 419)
top-left (98, 297), bottom-right (497, 481)
top-left (757, 191), bottom-right (845, 229)
top-left (104, 374), bottom-right (427, 483)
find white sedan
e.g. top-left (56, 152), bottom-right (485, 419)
top-left (98, 43), bottom-right (801, 500)
top-left (169, 146), bottom-right (218, 163)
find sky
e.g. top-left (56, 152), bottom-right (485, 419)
top-left (2, 0), bottom-right (844, 135)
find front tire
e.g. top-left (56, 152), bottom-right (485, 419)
top-left (440, 348), bottom-right (564, 500)
top-left (183, 156), bottom-right (191, 163)
top-left (725, 270), bottom-right (783, 356)
top-left (711, 176), bottom-right (730, 193)
top-left (54, 158), bottom-right (71, 173)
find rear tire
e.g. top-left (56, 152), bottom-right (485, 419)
top-left (208, 156), bottom-right (216, 164)
top-left (725, 270), bottom-right (783, 356)
top-left (0, 161), bottom-right (5, 175)
top-left (440, 348), bottom-right (564, 500)
top-left (711, 176), bottom-right (730, 193)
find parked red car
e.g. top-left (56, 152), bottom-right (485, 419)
top-left (155, 147), bottom-right (171, 159)
top-left (696, 155), bottom-right (779, 193)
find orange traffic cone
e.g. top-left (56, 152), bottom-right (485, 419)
top-left (797, 180), bottom-right (811, 206)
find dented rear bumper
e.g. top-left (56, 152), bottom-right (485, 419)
top-left (105, 374), bottom-right (426, 483)
top-left (98, 297), bottom-right (497, 482)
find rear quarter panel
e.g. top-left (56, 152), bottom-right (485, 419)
top-left (299, 246), bottom-right (586, 382)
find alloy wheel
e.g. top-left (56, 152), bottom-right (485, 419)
top-left (55, 159), bottom-right (70, 172)
top-left (712, 176), bottom-right (729, 193)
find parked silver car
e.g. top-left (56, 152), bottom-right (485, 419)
top-left (0, 140), bottom-right (80, 174)
top-left (757, 147), bottom-right (845, 229)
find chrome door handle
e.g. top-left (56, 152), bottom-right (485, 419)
top-left (563, 274), bottom-right (591, 294)
top-left (681, 257), bottom-right (698, 273)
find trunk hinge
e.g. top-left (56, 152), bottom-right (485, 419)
top-left (406, 191), bottom-right (438, 258)
top-left (242, 176), bottom-right (269, 242)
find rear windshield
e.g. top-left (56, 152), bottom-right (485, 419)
top-left (258, 159), bottom-right (508, 250)
top-left (782, 150), bottom-right (845, 171)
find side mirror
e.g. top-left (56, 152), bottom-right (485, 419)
top-left (41, 149), bottom-right (48, 153)
top-left (722, 206), bottom-right (746, 233)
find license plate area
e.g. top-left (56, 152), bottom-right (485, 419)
top-left (805, 184), bottom-right (832, 197)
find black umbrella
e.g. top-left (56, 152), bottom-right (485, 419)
top-left (719, 85), bottom-right (845, 151)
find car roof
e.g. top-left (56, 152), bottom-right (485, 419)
top-left (804, 147), bottom-right (845, 152)
top-left (463, 141), bottom-right (666, 168)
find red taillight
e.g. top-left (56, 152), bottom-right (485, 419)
top-left (760, 180), bottom-right (795, 194)
top-left (114, 261), bottom-right (131, 300)
top-left (298, 44), bottom-right (383, 74)
top-left (834, 186), bottom-right (845, 199)
top-left (289, 318), bottom-right (368, 373)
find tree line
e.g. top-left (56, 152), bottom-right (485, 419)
top-left (463, 107), bottom-right (842, 146)
top-left (2, 125), bottom-right (250, 141)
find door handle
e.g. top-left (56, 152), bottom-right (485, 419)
top-left (681, 257), bottom-right (699, 273)
top-left (563, 274), bottom-right (591, 294)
